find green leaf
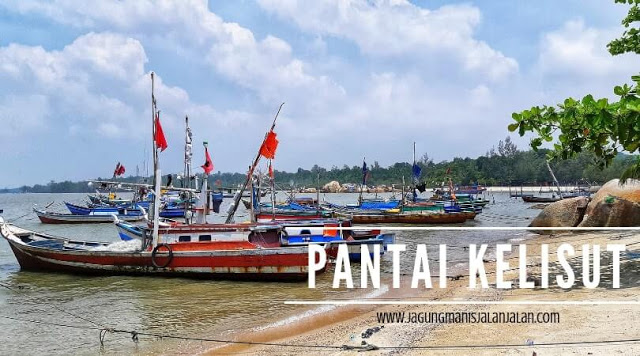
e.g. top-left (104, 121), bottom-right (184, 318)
top-left (615, 85), bottom-right (625, 96)
top-left (507, 123), bottom-right (519, 132)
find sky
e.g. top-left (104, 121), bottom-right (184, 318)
top-left (0, 0), bottom-right (637, 187)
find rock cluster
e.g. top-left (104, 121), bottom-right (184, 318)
top-left (530, 179), bottom-right (640, 230)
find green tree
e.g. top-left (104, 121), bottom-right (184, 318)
top-left (509, 0), bottom-right (640, 180)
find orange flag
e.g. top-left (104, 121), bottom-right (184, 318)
top-left (259, 131), bottom-right (278, 159)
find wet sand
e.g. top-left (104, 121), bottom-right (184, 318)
top-left (204, 230), bottom-right (640, 355)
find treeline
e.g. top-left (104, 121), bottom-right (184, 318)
top-left (4, 137), bottom-right (636, 193)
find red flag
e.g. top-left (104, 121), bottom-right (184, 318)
top-left (154, 113), bottom-right (168, 152)
top-left (259, 131), bottom-right (278, 159)
top-left (201, 146), bottom-right (213, 175)
top-left (113, 162), bottom-right (122, 177)
top-left (117, 164), bottom-right (126, 176)
top-left (268, 160), bottom-right (274, 178)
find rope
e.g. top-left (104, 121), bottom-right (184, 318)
top-left (2, 314), bottom-right (640, 351)
top-left (6, 211), bottom-right (33, 223)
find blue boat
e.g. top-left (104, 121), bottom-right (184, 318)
top-left (66, 201), bottom-right (186, 218)
top-left (64, 202), bottom-right (145, 216)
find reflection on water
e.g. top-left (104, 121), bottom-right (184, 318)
top-left (0, 191), bottom-right (537, 355)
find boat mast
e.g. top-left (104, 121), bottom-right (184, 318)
top-left (358, 157), bottom-right (365, 205)
top-left (225, 103), bottom-right (284, 223)
top-left (545, 160), bottom-right (563, 198)
top-left (271, 162), bottom-right (276, 221)
top-left (195, 142), bottom-right (210, 224)
top-left (316, 172), bottom-right (320, 213)
top-left (412, 141), bottom-right (416, 202)
top-left (184, 116), bottom-right (192, 189)
top-left (150, 72), bottom-right (161, 248)
top-left (184, 116), bottom-right (193, 223)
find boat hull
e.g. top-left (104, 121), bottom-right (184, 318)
top-left (1, 223), bottom-right (327, 282)
top-left (35, 209), bottom-right (144, 224)
top-left (522, 196), bottom-right (562, 203)
top-left (256, 212), bottom-right (326, 222)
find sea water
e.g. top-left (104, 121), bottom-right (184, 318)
top-left (0, 191), bottom-right (537, 355)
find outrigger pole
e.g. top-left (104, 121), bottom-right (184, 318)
top-left (225, 102), bottom-right (284, 223)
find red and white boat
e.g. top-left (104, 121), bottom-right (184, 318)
top-left (0, 218), bottom-right (331, 281)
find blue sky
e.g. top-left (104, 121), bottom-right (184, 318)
top-left (0, 0), bottom-right (636, 187)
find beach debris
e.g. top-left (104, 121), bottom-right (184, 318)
top-left (342, 342), bottom-right (379, 351)
top-left (525, 338), bottom-right (534, 346)
top-left (361, 325), bottom-right (384, 339)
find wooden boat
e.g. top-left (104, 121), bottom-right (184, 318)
top-left (335, 210), bottom-right (475, 224)
top-left (255, 210), bottom-right (328, 222)
top-left (34, 208), bottom-right (145, 224)
top-left (66, 201), bottom-right (185, 219)
top-left (115, 218), bottom-right (394, 261)
top-left (65, 202), bottom-right (145, 216)
top-left (0, 217), bottom-right (330, 281)
top-left (454, 185), bottom-right (487, 194)
top-left (522, 195), bottom-right (562, 203)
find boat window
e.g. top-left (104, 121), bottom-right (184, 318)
top-left (199, 235), bottom-right (212, 241)
top-left (300, 229), bottom-right (312, 235)
top-left (178, 236), bottom-right (191, 242)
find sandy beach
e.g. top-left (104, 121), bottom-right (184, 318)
top-left (205, 230), bottom-right (640, 355)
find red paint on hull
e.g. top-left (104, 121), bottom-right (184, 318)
top-left (1, 223), bottom-right (337, 282)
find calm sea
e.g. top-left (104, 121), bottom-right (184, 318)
top-left (0, 191), bottom-right (537, 355)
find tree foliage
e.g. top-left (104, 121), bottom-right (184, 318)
top-left (509, 0), bottom-right (640, 180)
top-left (8, 137), bottom-right (635, 193)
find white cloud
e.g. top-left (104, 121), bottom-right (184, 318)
top-left (0, 32), bottom-right (249, 141)
top-left (0, 0), bottom-right (344, 104)
top-left (538, 19), bottom-right (637, 84)
top-left (0, 94), bottom-right (49, 136)
top-left (257, 0), bottom-right (519, 81)
top-left (469, 85), bottom-right (493, 109)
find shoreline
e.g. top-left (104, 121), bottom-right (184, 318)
top-left (204, 230), bottom-right (640, 355)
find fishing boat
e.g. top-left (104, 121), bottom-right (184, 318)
top-left (334, 210), bottom-right (475, 224)
top-left (454, 184), bottom-right (487, 195)
top-left (115, 217), bottom-right (394, 261)
top-left (254, 200), bottom-right (331, 221)
top-left (280, 219), bottom-right (395, 259)
top-left (65, 201), bottom-right (145, 215)
top-left (0, 218), bottom-right (330, 281)
top-left (33, 208), bottom-right (145, 224)
top-left (65, 201), bottom-right (188, 219)
top-left (521, 195), bottom-right (562, 203)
